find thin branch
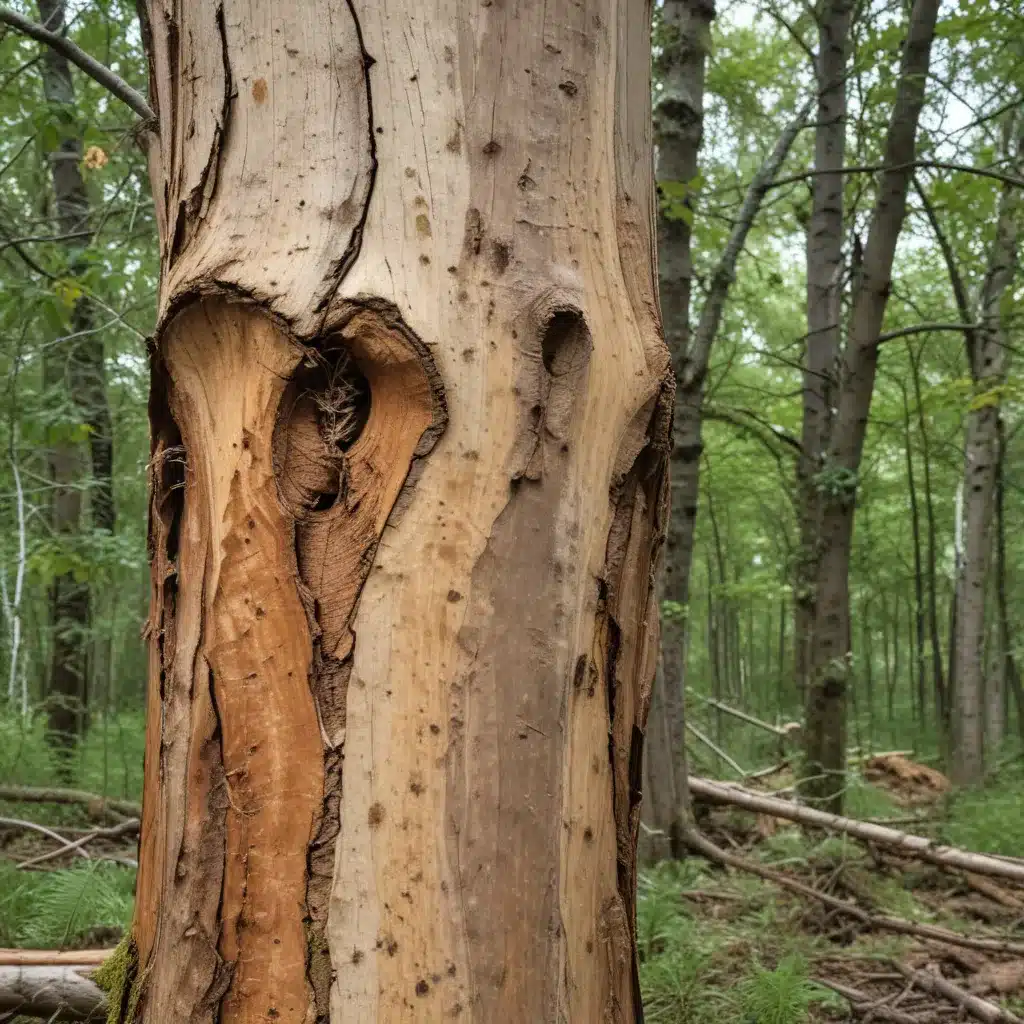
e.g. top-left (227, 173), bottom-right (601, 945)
top-left (17, 818), bottom-right (138, 870)
top-left (682, 826), bottom-right (1024, 958)
top-left (891, 962), bottom-right (1024, 1024)
top-left (0, 5), bottom-right (155, 121)
top-left (0, 818), bottom-right (89, 860)
top-left (875, 322), bottom-right (980, 346)
top-left (686, 722), bottom-right (748, 778)
top-left (770, 160), bottom-right (1024, 192)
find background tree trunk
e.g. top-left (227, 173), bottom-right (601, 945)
top-left (642, 0), bottom-right (714, 862)
top-left (803, 0), bottom-right (939, 810)
top-left (952, 111), bottom-right (1021, 785)
top-left (127, 2), bottom-right (671, 1020)
top-left (37, 0), bottom-right (112, 756)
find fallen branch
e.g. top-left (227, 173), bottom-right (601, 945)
top-left (0, 785), bottom-right (140, 820)
top-left (0, 951), bottom-right (110, 967)
top-left (0, 818), bottom-right (89, 860)
top-left (17, 818), bottom-right (139, 870)
top-left (686, 723), bottom-right (747, 777)
top-left (694, 695), bottom-right (791, 737)
top-left (0, 965), bottom-right (106, 1020)
top-left (681, 827), bottom-right (1024, 957)
top-left (891, 962), bottom-right (1024, 1024)
top-left (812, 977), bottom-right (924, 1023)
top-left (690, 776), bottom-right (1024, 885)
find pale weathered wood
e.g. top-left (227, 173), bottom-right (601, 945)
top-left (131, 1), bottom-right (670, 1021)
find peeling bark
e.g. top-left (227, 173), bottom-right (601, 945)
top-left (130, 2), bottom-right (671, 1021)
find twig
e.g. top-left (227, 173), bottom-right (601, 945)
top-left (690, 777), bottom-right (1024, 885)
top-left (17, 818), bottom-right (138, 870)
top-left (681, 826), bottom-right (1024, 957)
top-left (686, 722), bottom-right (747, 777)
top-left (812, 978), bottom-right (924, 1024)
top-left (0, 6), bottom-right (154, 121)
top-left (0, 786), bottom-right (140, 820)
top-left (891, 962), bottom-right (1024, 1024)
top-left (0, 819), bottom-right (88, 860)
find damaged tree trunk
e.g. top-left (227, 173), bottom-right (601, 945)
top-left (124, 1), bottom-right (671, 1021)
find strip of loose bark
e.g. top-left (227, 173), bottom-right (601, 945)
top-left (891, 962), bottom-right (1024, 1024)
top-left (0, 950), bottom-right (110, 967)
top-left (0, 965), bottom-right (106, 1020)
top-left (690, 776), bottom-right (1024, 884)
top-left (0, 785), bottom-right (140, 820)
top-left (681, 827), bottom-right (1024, 957)
top-left (812, 978), bottom-right (925, 1024)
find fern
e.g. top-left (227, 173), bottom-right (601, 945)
top-left (736, 955), bottom-right (823, 1024)
top-left (0, 861), bottom-right (134, 948)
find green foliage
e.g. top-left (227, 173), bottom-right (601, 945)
top-left (943, 761), bottom-right (1024, 856)
top-left (737, 955), bottom-right (825, 1024)
top-left (0, 860), bottom-right (134, 948)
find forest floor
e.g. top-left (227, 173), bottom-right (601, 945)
top-left (0, 716), bottom-right (1023, 1023)
top-left (640, 757), bottom-right (1024, 1023)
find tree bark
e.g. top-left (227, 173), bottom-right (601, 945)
top-left (901, 380), bottom-right (927, 725)
top-left (127, 2), bottom-right (672, 1021)
top-left (642, 0), bottom-right (715, 861)
top-left (37, 0), bottom-right (109, 754)
top-left (795, 0), bottom-right (851, 704)
top-left (952, 111), bottom-right (1021, 785)
top-left (908, 340), bottom-right (948, 740)
top-left (802, 0), bottom-right (938, 810)
top-left (995, 418), bottom-right (1024, 742)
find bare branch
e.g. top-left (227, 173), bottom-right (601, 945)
top-left (875, 322), bottom-right (980, 346)
top-left (0, 5), bottom-right (155, 121)
top-left (770, 160), bottom-right (1024, 192)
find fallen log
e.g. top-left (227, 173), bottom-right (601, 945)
top-left (681, 827), bottom-right (1024, 957)
top-left (891, 962), bottom-right (1024, 1024)
top-left (0, 950), bottom-right (111, 967)
top-left (0, 965), bottom-right (106, 1021)
top-left (0, 785), bottom-right (140, 820)
top-left (690, 776), bottom-right (1024, 885)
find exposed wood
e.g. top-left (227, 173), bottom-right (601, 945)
top-left (0, 965), bottom-right (105, 1021)
top-left (891, 962), bottom-right (1024, 1024)
top-left (690, 777), bottom-right (1024, 884)
top-left (682, 825), bottom-right (1024, 957)
top-left (130, 1), bottom-right (672, 1020)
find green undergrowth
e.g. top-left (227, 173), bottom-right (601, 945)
top-left (0, 860), bottom-right (134, 948)
top-left (638, 859), bottom-right (846, 1023)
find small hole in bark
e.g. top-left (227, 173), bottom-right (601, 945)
top-left (541, 309), bottom-right (590, 376)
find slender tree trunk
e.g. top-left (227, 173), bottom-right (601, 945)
top-left (37, 0), bottom-right (102, 755)
top-left (995, 418), bottom-right (1024, 742)
top-left (803, 0), bottom-right (939, 810)
top-left (126, 2), bottom-right (672, 1020)
top-left (909, 342), bottom-right (948, 740)
top-left (643, 0), bottom-right (714, 860)
top-left (903, 381), bottom-right (927, 725)
top-left (952, 112), bottom-right (1021, 785)
top-left (795, 0), bottom-right (852, 704)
